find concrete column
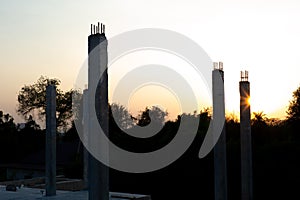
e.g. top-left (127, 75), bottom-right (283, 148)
top-left (88, 25), bottom-right (109, 200)
top-left (239, 73), bottom-right (253, 200)
top-left (213, 62), bottom-right (228, 200)
top-left (45, 84), bottom-right (56, 196)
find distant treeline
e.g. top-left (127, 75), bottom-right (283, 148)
top-left (0, 77), bottom-right (299, 199)
top-left (0, 103), bottom-right (299, 199)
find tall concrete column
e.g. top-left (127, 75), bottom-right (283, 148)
top-left (88, 23), bottom-right (109, 200)
top-left (213, 62), bottom-right (228, 200)
top-left (45, 84), bottom-right (56, 196)
top-left (239, 71), bottom-right (253, 200)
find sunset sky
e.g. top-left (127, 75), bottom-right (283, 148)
top-left (1, 0), bottom-right (300, 123)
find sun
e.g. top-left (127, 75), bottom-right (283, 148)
top-left (247, 97), bottom-right (251, 105)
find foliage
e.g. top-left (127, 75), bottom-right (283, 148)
top-left (17, 76), bottom-right (75, 131)
top-left (110, 103), bottom-right (134, 130)
top-left (20, 115), bottom-right (41, 130)
top-left (135, 106), bottom-right (167, 127)
top-left (2, 84), bottom-right (300, 198)
top-left (109, 105), bottom-right (172, 152)
top-left (0, 110), bottom-right (53, 168)
top-left (251, 111), bottom-right (267, 127)
top-left (287, 85), bottom-right (300, 122)
top-left (0, 111), bottom-right (15, 130)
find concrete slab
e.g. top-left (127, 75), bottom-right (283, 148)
top-left (0, 185), bottom-right (86, 200)
top-left (0, 186), bottom-right (151, 200)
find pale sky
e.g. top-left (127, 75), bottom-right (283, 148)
top-left (1, 0), bottom-right (300, 123)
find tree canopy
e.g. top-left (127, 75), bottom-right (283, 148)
top-left (287, 85), bottom-right (300, 122)
top-left (17, 76), bottom-right (74, 131)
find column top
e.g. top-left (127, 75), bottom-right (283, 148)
top-left (90, 22), bottom-right (105, 35)
top-left (240, 70), bottom-right (249, 81)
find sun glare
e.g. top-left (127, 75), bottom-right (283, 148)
top-left (247, 97), bottom-right (251, 105)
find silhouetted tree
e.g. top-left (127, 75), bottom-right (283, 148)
top-left (136, 107), bottom-right (151, 127)
top-left (0, 111), bottom-right (15, 126)
top-left (20, 115), bottom-right (40, 130)
top-left (285, 85), bottom-right (300, 141)
top-left (136, 106), bottom-right (167, 127)
top-left (287, 85), bottom-right (300, 122)
top-left (0, 111), bottom-right (16, 134)
top-left (0, 111), bottom-right (17, 162)
top-left (252, 111), bottom-right (267, 127)
top-left (226, 112), bottom-right (239, 124)
top-left (17, 76), bottom-right (75, 131)
top-left (111, 103), bottom-right (134, 130)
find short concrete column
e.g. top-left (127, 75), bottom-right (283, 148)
top-left (46, 84), bottom-right (56, 196)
